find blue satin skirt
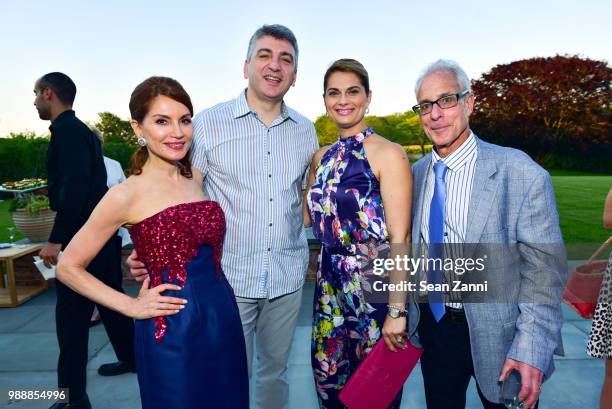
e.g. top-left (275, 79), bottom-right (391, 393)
top-left (134, 245), bottom-right (248, 409)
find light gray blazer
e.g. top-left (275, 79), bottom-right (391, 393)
top-left (407, 135), bottom-right (568, 403)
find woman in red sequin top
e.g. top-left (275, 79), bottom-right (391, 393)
top-left (56, 77), bottom-right (248, 409)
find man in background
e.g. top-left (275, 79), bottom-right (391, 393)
top-left (34, 72), bottom-right (135, 409)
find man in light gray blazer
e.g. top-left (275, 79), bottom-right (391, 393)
top-left (404, 59), bottom-right (568, 409)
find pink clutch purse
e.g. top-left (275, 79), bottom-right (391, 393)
top-left (339, 338), bottom-right (423, 409)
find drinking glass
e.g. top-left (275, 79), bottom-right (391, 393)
top-left (7, 227), bottom-right (16, 245)
top-left (501, 369), bottom-right (524, 409)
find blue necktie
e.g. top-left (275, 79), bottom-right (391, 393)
top-left (428, 161), bottom-right (447, 322)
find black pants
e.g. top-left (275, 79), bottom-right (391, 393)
top-left (417, 305), bottom-right (538, 409)
top-left (56, 236), bottom-right (135, 402)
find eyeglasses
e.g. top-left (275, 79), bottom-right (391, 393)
top-left (412, 90), bottom-right (470, 116)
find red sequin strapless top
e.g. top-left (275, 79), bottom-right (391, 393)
top-left (129, 200), bottom-right (225, 341)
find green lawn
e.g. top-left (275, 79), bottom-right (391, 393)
top-left (0, 199), bottom-right (24, 243)
top-left (548, 169), bottom-right (608, 177)
top-left (1, 175), bottom-right (610, 251)
top-left (551, 175), bottom-right (611, 258)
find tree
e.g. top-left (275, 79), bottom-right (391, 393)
top-left (471, 55), bottom-right (611, 171)
top-left (8, 131), bottom-right (48, 140)
top-left (94, 112), bottom-right (136, 145)
top-left (314, 110), bottom-right (430, 150)
top-left (314, 114), bottom-right (338, 146)
top-left (397, 113), bottom-right (429, 155)
top-left (364, 115), bottom-right (393, 141)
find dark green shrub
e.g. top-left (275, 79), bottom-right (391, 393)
top-left (103, 142), bottom-right (137, 170)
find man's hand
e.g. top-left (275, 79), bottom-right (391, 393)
top-left (39, 242), bottom-right (62, 268)
top-left (499, 357), bottom-right (543, 409)
top-left (381, 315), bottom-right (407, 352)
top-left (127, 249), bottom-right (148, 281)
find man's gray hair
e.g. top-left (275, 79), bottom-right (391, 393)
top-left (414, 59), bottom-right (471, 96)
top-left (88, 123), bottom-right (104, 146)
top-left (246, 24), bottom-right (299, 69)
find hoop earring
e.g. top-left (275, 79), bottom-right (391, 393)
top-left (137, 137), bottom-right (147, 147)
top-left (365, 108), bottom-right (370, 114)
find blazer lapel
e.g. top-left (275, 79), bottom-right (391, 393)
top-left (411, 156), bottom-right (430, 245)
top-left (465, 139), bottom-right (499, 246)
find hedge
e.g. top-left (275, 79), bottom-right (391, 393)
top-left (0, 137), bottom-right (136, 183)
top-left (0, 137), bottom-right (49, 181)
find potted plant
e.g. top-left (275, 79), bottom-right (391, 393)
top-left (9, 194), bottom-right (56, 243)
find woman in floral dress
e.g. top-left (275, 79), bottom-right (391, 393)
top-left (304, 59), bottom-right (413, 408)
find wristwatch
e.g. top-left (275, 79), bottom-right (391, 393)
top-left (387, 305), bottom-right (407, 318)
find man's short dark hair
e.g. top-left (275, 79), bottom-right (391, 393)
top-left (39, 72), bottom-right (77, 105)
top-left (246, 24), bottom-right (299, 69)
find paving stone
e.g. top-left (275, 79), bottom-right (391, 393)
top-left (0, 281), bottom-right (605, 408)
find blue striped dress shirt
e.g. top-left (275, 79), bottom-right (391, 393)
top-left (191, 90), bottom-right (319, 299)
top-left (420, 132), bottom-right (478, 308)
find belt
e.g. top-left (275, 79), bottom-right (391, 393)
top-left (446, 306), bottom-right (466, 323)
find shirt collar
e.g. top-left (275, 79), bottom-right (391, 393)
top-left (232, 88), bottom-right (295, 123)
top-left (233, 89), bottom-right (251, 118)
top-left (49, 109), bottom-right (75, 131)
top-left (431, 131), bottom-right (477, 172)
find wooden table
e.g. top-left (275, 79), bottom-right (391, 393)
top-left (0, 244), bottom-right (48, 307)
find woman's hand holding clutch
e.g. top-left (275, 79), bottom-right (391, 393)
top-left (382, 314), bottom-right (407, 352)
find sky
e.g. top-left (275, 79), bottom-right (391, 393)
top-left (1, 0), bottom-right (611, 136)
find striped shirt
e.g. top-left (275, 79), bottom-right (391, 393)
top-left (420, 132), bottom-right (478, 307)
top-left (192, 90), bottom-right (319, 299)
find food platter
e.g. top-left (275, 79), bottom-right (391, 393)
top-left (0, 178), bottom-right (47, 193)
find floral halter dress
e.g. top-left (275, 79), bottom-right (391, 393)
top-left (307, 128), bottom-right (401, 408)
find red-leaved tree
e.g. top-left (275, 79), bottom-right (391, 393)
top-left (471, 55), bottom-right (611, 172)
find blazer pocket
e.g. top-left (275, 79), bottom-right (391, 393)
top-left (480, 227), bottom-right (508, 242)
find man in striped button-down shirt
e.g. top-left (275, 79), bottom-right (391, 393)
top-left (131, 24), bottom-right (318, 408)
top-left (192, 24), bottom-right (318, 409)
